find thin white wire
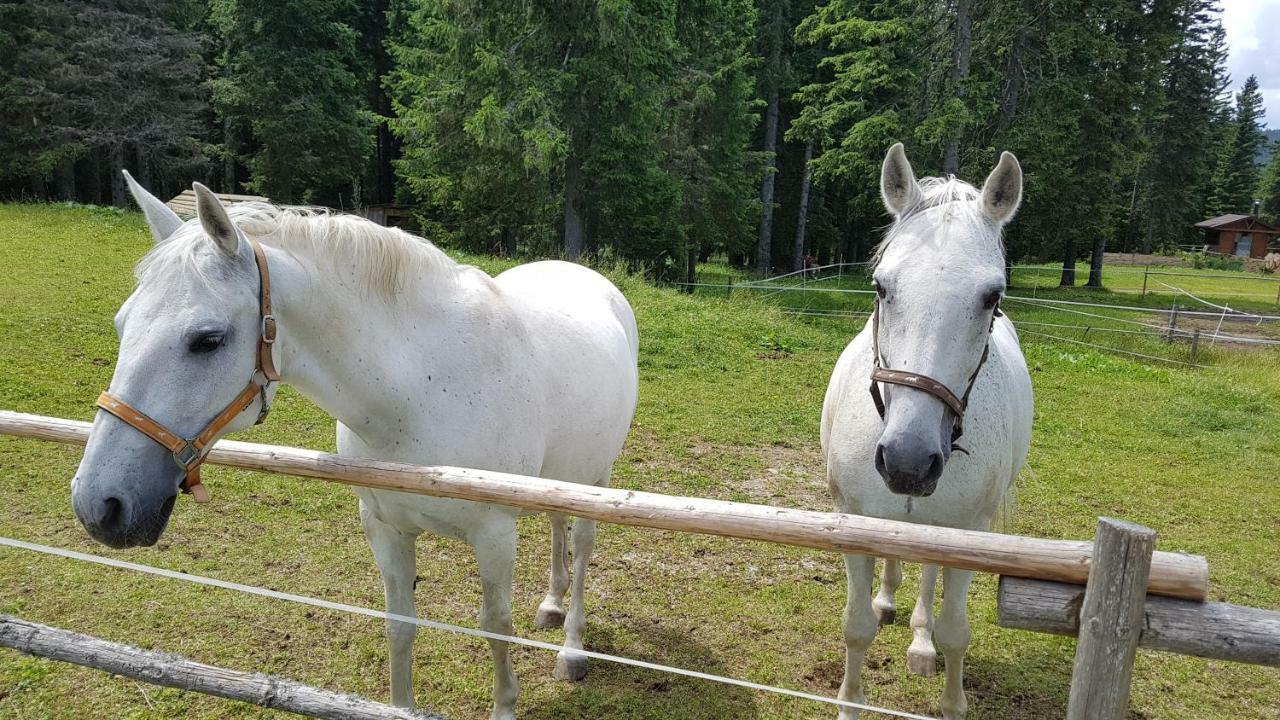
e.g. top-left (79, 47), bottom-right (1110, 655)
top-left (1019, 330), bottom-right (1196, 367)
top-left (0, 536), bottom-right (937, 720)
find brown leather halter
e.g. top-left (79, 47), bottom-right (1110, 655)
top-left (868, 297), bottom-right (1000, 453)
top-left (95, 237), bottom-right (280, 503)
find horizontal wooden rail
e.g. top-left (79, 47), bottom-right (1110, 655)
top-left (998, 577), bottom-right (1280, 667)
top-left (0, 410), bottom-right (1209, 601)
top-left (0, 615), bottom-right (442, 719)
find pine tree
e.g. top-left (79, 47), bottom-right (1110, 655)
top-left (1260, 139), bottom-right (1280, 223)
top-left (1208, 75), bottom-right (1267, 216)
top-left (211, 0), bottom-right (373, 204)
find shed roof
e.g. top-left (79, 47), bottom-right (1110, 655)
top-left (1193, 214), bottom-right (1280, 233)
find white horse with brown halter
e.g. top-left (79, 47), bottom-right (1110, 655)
top-left (70, 177), bottom-right (639, 720)
top-left (821, 144), bottom-right (1033, 719)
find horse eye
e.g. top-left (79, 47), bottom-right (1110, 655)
top-left (983, 290), bottom-right (1002, 309)
top-left (875, 282), bottom-right (887, 299)
top-left (188, 333), bottom-right (224, 354)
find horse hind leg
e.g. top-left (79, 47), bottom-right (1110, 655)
top-left (473, 519), bottom-right (521, 720)
top-left (836, 554), bottom-right (879, 720)
top-left (873, 558), bottom-right (902, 626)
top-left (554, 515), bottom-right (597, 681)
top-left (935, 567), bottom-right (974, 720)
top-left (361, 504), bottom-right (419, 708)
top-left (535, 513), bottom-right (570, 629)
top-left (907, 564), bottom-right (939, 677)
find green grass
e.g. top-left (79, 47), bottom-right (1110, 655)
top-left (1, 203), bottom-right (1278, 719)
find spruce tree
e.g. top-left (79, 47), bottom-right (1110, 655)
top-left (1208, 75), bottom-right (1267, 215)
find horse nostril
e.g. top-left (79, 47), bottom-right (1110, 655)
top-left (96, 496), bottom-right (125, 531)
top-left (874, 443), bottom-right (888, 475)
top-left (926, 451), bottom-right (946, 483)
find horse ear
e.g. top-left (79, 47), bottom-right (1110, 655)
top-left (123, 171), bottom-right (183, 244)
top-left (981, 151), bottom-right (1023, 224)
top-left (193, 182), bottom-right (239, 256)
top-left (880, 143), bottom-right (922, 216)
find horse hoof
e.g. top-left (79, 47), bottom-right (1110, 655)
top-left (875, 607), bottom-right (896, 626)
top-left (535, 603), bottom-right (566, 629)
top-left (554, 652), bottom-right (589, 681)
top-left (907, 647), bottom-right (937, 677)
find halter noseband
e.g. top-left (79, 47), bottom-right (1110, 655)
top-left (868, 298), bottom-right (1000, 453)
top-left (95, 237), bottom-right (280, 503)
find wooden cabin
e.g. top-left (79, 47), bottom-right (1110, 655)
top-left (1194, 214), bottom-right (1280, 259)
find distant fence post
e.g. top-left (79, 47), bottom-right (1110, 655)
top-left (1141, 265), bottom-right (1149, 298)
top-left (1066, 518), bottom-right (1156, 720)
top-left (726, 278), bottom-right (733, 299)
top-left (1164, 302), bottom-right (1179, 342)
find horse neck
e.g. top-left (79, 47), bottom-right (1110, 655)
top-left (263, 241), bottom-right (476, 435)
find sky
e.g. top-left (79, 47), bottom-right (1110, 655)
top-left (1222, 0), bottom-right (1279, 128)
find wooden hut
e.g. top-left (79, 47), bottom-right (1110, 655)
top-left (166, 190), bottom-right (269, 219)
top-left (1194, 214), bottom-right (1280, 259)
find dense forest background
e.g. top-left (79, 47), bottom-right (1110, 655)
top-left (2, 0), bottom-right (1279, 285)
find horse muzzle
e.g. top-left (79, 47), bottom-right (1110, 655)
top-left (874, 433), bottom-right (947, 497)
top-left (72, 478), bottom-right (177, 548)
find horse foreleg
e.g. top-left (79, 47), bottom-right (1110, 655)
top-left (473, 520), bottom-right (520, 720)
top-left (873, 558), bottom-right (902, 626)
top-left (535, 513), bottom-right (570, 629)
top-left (361, 505), bottom-right (418, 708)
top-left (555, 517), bottom-right (597, 681)
top-left (935, 567), bottom-right (974, 720)
top-left (837, 554), bottom-right (879, 720)
top-left (907, 564), bottom-right (938, 676)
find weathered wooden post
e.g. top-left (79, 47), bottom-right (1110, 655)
top-left (1141, 265), bottom-right (1149, 297)
top-left (1066, 517), bottom-right (1156, 720)
top-left (1164, 302), bottom-right (1179, 342)
top-left (726, 278), bottom-right (733, 299)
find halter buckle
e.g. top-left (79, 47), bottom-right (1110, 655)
top-left (172, 442), bottom-right (201, 470)
top-left (261, 314), bottom-right (277, 344)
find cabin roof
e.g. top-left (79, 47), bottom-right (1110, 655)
top-left (1194, 214), bottom-right (1280, 233)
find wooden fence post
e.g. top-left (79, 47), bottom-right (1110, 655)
top-left (1164, 302), bottom-right (1179, 342)
top-left (1141, 266), bottom-right (1149, 297)
top-left (1066, 517), bottom-right (1156, 720)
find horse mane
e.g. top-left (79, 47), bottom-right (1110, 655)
top-left (136, 203), bottom-right (459, 298)
top-left (871, 176), bottom-right (1001, 268)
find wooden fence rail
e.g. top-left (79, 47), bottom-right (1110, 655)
top-left (0, 410), bottom-right (1209, 600)
top-left (0, 615), bottom-right (442, 720)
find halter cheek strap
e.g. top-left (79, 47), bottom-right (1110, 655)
top-left (94, 237), bottom-right (279, 503)
top-left (868, 298), bottom-right (999, 451)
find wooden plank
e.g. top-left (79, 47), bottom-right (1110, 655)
top-left (0, 615), bottom-right (442, 720)
top-left (0, 410), bottom-right (1210, 600)
top-left (1066, 518), bottom-right (1156, 720)
top-left (998, 576), bottom-right (1280, 667)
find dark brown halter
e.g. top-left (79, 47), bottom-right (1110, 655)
top-left (868, 297), bottom-right (1000, 452)
top-left (94, 236), bottom-right (280, 503)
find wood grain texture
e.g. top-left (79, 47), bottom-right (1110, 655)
top-left (1066, 518), bottom-right (1156, 720)
top-left (0, 615), bottom-right (442, 720)
top-left (0, 410), bottom-right (1209, 600)
top-left (998, 576), bottom-right (1280, 667)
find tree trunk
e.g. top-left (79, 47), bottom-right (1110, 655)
top-left (756, 3), bottom-right (783, 274)
top-left (757, 85), bottom-right (780, 274)
top-left (943, 0), bottom-right (973, 175)
top-left (563, 149), bottom-right (585, 261)
top-left (134, 145), bottom-right (151, 188)
top-left (1086, 235), bottom-right (1106, 288)
top-left (109, 144), bottom-right (127, 208)
top-left (500, 226), bottom-right (517, 258)
top-left (223, 116), bottom-right (237, 193)
top-left (993, 1), bottom-right (1030, 137)
top-left (55, 159), bottom-right (76, 201)
top-left (80, 149), bottom-right (102, 205)
top-left (684, 242), bottom-right (697, 293)
top-left (1060, 241), bottom-right (1077, 286)
top-left (794, 141), bottom-right (815, 272)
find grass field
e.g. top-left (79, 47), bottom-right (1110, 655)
top-left (2, 203), bottom-right (1278, 720)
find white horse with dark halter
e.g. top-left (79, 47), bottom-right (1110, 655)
top-left (70, 177), bottom-right (640, 720)
top-left (821, 144), bottom-right (1033, 719)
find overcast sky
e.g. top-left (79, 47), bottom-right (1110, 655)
top-left (1222, 0), bottom-right (1279, 128)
